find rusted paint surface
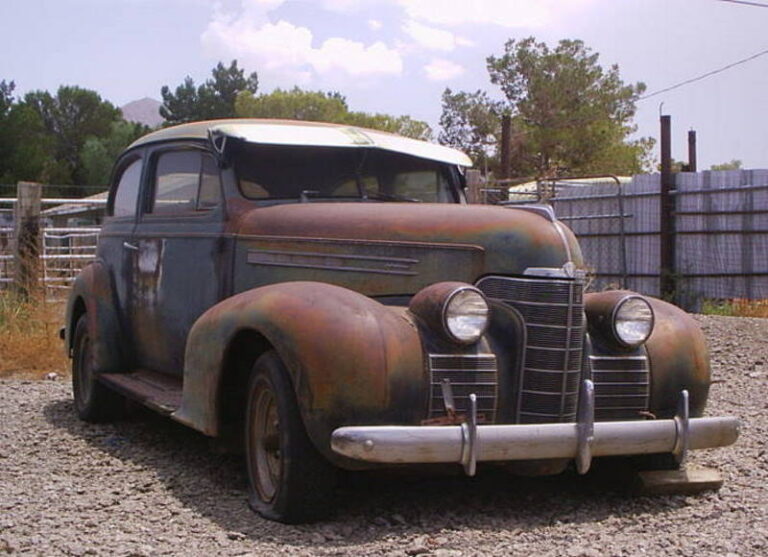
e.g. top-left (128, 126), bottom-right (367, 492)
top-left (65, 260), bottom-right (126, 374)
top-left (585, 291), bottom-right (710, 418)
top-left (234, 203), bottom-right (581, 282)
top-left (175, 281), bottom-right (425, 460)
top-left (644, 297), bottom-right (711, 418)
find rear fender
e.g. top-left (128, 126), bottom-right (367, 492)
top-left (174, 281), bottom-right (425, 456)
top-left (64, 261), bottom-right (126, 373)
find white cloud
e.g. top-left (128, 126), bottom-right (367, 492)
top-left (424, 58), bottom-right (464, 81)
top-left (401, 20), bottom-right (472, 52)
top-left (310, 38), bottom-right (403, 76)
top-left (201, 1), bottom-right (403, 81)
top-left (368, 19), bottom-right (383, 31)
top-left (397, 0), bottom-right (594, 28)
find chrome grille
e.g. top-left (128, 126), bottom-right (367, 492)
top-left (590, 354), bottom-right (650, 421)
top-left (477, 276), bottom-right (585, 424)
top-left (428, 354), bottom-right (498, 423)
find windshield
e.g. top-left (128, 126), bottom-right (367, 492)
top-left (234, 143), bottom-right (461, 203)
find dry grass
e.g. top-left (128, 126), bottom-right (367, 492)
top-left (702, 298), bottom-right (768, 318)
top-left (0, 292), bottom-right (69, 379)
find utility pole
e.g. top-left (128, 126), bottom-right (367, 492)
top-left (659, 115), bottom-right (676, 302)
top-left (688, 130), bottom-right (697, 172)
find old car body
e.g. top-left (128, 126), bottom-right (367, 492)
top-left (65, 119), bottom-right (739, 523)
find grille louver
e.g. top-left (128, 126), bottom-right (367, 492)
top-left (589, 354), bottom-right (650, 420)
top-left (477, 276), bottom-right (585, 424)
top-left (428, 354), bottom-right (498, 423)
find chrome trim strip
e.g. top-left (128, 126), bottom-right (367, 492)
top-left (460, 394), bottom-right (478, 476)
top-left (247, 248), bottom-right (419, 276)
top-left (674, 390), bottom-right (690, 465)
top-left (576, 379), bottom-right (595, 474)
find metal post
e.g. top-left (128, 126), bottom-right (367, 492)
top-left (688, 130), bottom-right (697, 173)
top-left (660, 116), bottom-right (676, 302)
top-left (500, 114), bottom-right (512, 181)
top-left (12, 182), bottom-right (42, 298)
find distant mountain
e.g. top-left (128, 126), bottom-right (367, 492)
top-left (121, 97), bottom-right (164, 128)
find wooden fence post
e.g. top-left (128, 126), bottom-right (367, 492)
top-left (466, 170), bottom-right (483, 204)
top-left (12, 182), bottom-right (42, 298)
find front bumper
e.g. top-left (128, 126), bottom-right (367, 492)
top-left (331, 380), bottom-right (740, 476)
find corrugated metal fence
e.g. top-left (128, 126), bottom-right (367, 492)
top-left (547, 170), bottom-right (768, 309)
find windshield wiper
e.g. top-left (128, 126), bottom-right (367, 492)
top-left (362, 191), bottom-right (421, 203)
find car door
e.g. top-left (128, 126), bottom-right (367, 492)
top-left (129, 144), bottom-right (230, 375)
top-left (100, 151), bottom-right (144, 349)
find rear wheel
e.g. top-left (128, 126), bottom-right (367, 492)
top-left (71, 315), bottom-right (124, 422)
top-left (245, 350), bottom-right (336, 523)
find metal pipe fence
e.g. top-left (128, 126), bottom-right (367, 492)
top-left (1, 187), bottom-right (106, 299)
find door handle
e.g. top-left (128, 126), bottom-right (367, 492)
top-left (123, 241), bottom-right (139, 251)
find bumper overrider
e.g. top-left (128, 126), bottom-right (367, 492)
top-left (330, 380), bottom-right (740, 476)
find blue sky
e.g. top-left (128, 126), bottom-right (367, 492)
top-left (2, 0), bottom-right (768, 169)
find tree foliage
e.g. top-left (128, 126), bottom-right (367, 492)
top-left (710, 159), bottom-right (742, 171)
top-left (160, 60), bottom-right (259, 125)
top-left (0, 80), bottom-right (56, 185)
top-left (23, 86), bottom-right (122, 184)
top-left (439, 37), bottom-right (653, 177)
top-left (438, 89), bottom-right (501, 169)
top-left (235, 87), bottom-right (432, 140)
top-left (80, 120), bottom-right (150, 185)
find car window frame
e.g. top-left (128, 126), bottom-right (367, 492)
top-left (233, 144), bottom-right (464, 205)
top-left (107, 149), bottom-right (146, 221)
top-left (139, 142), bottom-right (224, 222)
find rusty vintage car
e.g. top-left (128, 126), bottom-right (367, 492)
top-left (64, 119), bottom-right (740, 523)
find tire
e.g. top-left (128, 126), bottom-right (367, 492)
top-left (245, 350), bottom-right (336, 523)
top-left (71, 315), bottom-right (124, 422)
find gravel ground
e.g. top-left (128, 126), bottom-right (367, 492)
top-left (1, 314), bottom-right (766, 556)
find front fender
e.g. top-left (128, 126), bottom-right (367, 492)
top-left (174, 281), bottom-right (425, 456)
top-left (645, 297), bottom-right (711, 417)
top-left (65, 260), bottom-right (125, 373)
top-left (585, 291), bottom-right (710, 418)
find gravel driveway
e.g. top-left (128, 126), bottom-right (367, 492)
top-left (1, 315), bottom-right (766, 556)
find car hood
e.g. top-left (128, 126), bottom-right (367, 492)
top-left (232, 202), bottom-right (583, 296)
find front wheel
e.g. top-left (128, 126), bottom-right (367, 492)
top-left (245, 350), bottom-right (336, 523)
top-left (71, 315), bottom-right (124, 422)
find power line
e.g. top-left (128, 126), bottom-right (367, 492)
top-left (717, 0), bottom-right (768, 8)
top-left (639, 46), bottom-right (768, 100)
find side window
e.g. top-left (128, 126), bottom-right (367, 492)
top-left (112, 157), bottom-right (143, 217)
top-left (151, 151), bottom-right (200, 214)
top-left (149, 150), bottom-right (221, 215)
top-left (198, 154), bottom-right (222, 209)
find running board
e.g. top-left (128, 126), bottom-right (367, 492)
top-left (99, 370), bottom-right (182, 415)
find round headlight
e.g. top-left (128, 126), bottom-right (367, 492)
top-left (444, 288), bottom-right (490, 344)
top-left (613, 296), bottom-right (654, 346)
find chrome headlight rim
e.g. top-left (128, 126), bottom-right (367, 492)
top-left (441, 286), bottom-right (490, 345)
top-left (611, 294), bottom-right (655, 348)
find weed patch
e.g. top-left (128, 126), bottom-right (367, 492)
top-left (0, 293), bottom-right (68, 378)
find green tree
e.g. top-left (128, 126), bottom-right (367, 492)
top-left (235, 87), bottom-right (432, 140)
top-left (235, 87), bottom-right (349, 122)
top-left (80, 120), bottom-right (150, 185)
top-left (23, 85), bottom-right (121, 184)
top-left (0, 80), bottom-right (55, 185)
top-left (438, 89), bottom-right (502, 169)
top-left (486, 37), bottom-right (650, 176)
top-left (710, 159), bottom-right (742, 171)
top-left (440, 37), bottom-right (652, 176)
top-left (161, 60), bottom-right (259, 125)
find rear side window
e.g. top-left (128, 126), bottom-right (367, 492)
top-left (149, 150), bottom-right (221, 215)
top-left (112, 157), bottom-right (143, 217)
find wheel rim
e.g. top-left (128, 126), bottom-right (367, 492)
top-left (249, 381), bottom-right (281, 502)
top-left (74, 332), bottom-right (94, 411)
